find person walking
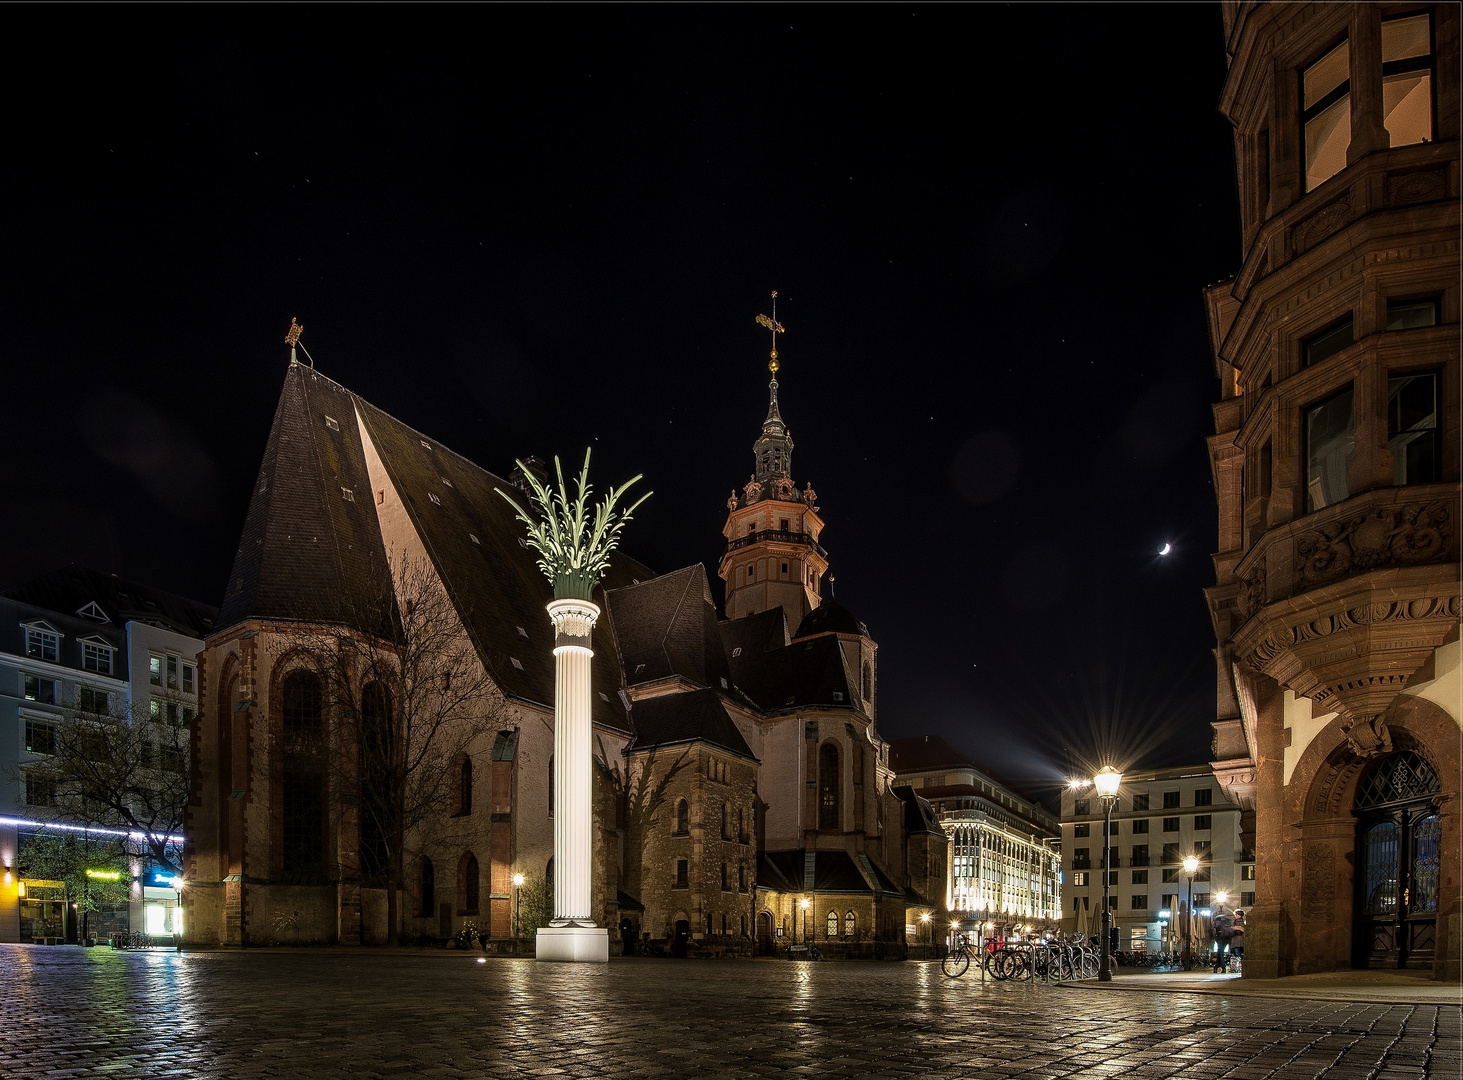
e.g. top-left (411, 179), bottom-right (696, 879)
top-left (1211, 905), bottom-right (1236, 973)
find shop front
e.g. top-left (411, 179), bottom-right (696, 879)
top-left (19, 880), bottom-right (67, 944)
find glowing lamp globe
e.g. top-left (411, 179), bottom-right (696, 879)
top-left (1183, 855), bottom-right (1201, 875)
top-left (512, 874), bottom-right (525, 888)
top-left (1093, 766), bottom-right (1122, 798)
top-left (1215, 892), bottom-right (1228, 905)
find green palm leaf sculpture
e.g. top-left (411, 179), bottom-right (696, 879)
top-left (496, 449), bottom-right (650, 601)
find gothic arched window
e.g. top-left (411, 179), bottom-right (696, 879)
top-left (281, 669), bottom-right (324, 874)
top-left (844, 910), bottom-right (856, 938)
top-left (818, 743), bottom-right (840, 831)
top-left (459, 755), bottom-right (473, 816)
top-left (418, 856), bottom-right (436, 918)
top-left (460, 853), bottom-right (480, 915)
top-left (826, 909), bottom-right (838, 939)
top-left (676, 798), bottom-right (689, 835)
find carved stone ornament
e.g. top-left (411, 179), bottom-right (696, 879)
top-left (1297, 501), bottom-right (1452, 586)
top-left (802, 481), bottom-right (818, 509)
top-left (1342, 713), bottom-right (1393, 758)
top-left (1388, 169), bottom-right (1446, 204)
top-left (778, 477), bottom-right (797, 500)
top-left (1238, 555), bottom-right (1266, 618)
top-left (743, 476), bottom-right (762, 502)
top-left (1293, 198), bottom-right (1351, 251)
top-left (1244, 594), bottom-right (1463, 673)
top-left (727, 489), bottom-right (740, 512)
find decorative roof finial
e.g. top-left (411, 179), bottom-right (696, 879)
top-left (285, 317), bottom-right (305, 365)
top-left (755, 291), bottom-right (784, 377)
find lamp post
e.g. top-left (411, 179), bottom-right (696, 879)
top-left (799, 898), bottom-right (810, 944)
top-left (512, 873), bottom-right (524, 956)
top-left (1181, 855), bottom-right (1200, 970)
top-left (1093, 765), bottom-right (1121, 982)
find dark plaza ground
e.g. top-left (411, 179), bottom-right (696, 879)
top-left (0, 947), bottom-right (1458, 1079)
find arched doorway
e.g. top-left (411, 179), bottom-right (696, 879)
top-left (1353, 751), bottom-right (1441, 969)
top-left (757, 910), bottom-right (773, 955)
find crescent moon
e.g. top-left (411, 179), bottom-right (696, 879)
top-left (1159, 543), bottom-right (1172, 556)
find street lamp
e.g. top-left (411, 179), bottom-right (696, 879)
top-left (799, 898), bottom-right (810, 944)
top-left (1093, 765), bottom-right (1121, 982)
top-left (512, 873), bottom-right (525, 955)
top-left (1181, 855), bottom-right (1200, 970)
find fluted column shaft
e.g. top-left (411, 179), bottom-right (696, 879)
top-left (547, 599), bottom-right (598, 926)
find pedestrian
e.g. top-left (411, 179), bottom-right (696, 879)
top-left (1211, 905), bottom-right (1236, 972)
top-left (1230, 910), bottom-right (1245, 966)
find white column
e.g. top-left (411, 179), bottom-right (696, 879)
top-left (537, 598), bottom-right (608, 962)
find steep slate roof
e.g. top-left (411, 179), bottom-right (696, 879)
top-left (625, 687), bottom-right (755, 760)
top-left (0, 596), bottom-right (129, 677)
top-left (718, 607), bottom-right (788, 660)
top-left (727, 633), bottom-right (860, 714)
top-left (604, 565), bottom-right (732, 692)
top-left (756, 849), bottom-right (901, 895)
top-left (218, 363), bottom-right (397, 639)
top-left (792, 597), bottom-right (868, 640)
top-left (220, 362), bottom-right (653, 732)
top-left (890, 784), bottom-right (947, 838)
top-left (2, 565), bottom-right (218, 639)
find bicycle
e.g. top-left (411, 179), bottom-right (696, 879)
top-left (941, 934), bottom-right (976, 977)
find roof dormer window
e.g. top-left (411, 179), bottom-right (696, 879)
top-left (25, 624), bottom-right (59, 662)
top-left (81, 639), bottom-right (114, 676)
top-left (76, 602), bottom-right (109, 623)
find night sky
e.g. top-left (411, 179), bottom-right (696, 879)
top-left (2, 7), bottom-right (1240, 799)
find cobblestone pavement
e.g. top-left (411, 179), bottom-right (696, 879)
top-left (1, 946), bottom-right (1458, 1080)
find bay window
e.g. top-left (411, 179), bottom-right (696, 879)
top-left (1306, 386), bottom-right (1355, 512)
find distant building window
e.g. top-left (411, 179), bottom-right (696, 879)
top-left (1302, 37), bottom-right (1351, 191)
top-left (25, 772), bottom-right (56, 806)
top-left (1131, 895), bottom-right (1148, 910)
top-left (182, 664), bottom-right (195, 694)
top-left (720, 862), bottom-right (728, 890)
top-left (1194, 892), bottom-right (1210, 909)
top-left (166, 656), bottom-right (178, 690)
top-left (1073, 798), bottom-right (1090, 816)
top-left (1306, 385), bottom-right (1355, 512)
top-left (1193, 788), bottom-right (1212, 806)
top-left (1242, 864), bottom-right (1257, 881)
top-left (780, 519), bottom-right (789, 531)
top-left (1131, 869), bottom-right (1148, 885)
top-left (1194, 816), bottom-right (1212, 831)
top-left (1163, 818), bottom-right (1180, 833)
top-left (675, 859), bottom-right (688, 888)
top-left (1388, 371), bottom-right (1441, 485)
top-left (1194, 840), bottom-right (1211, 858)
top-left (1131, 845), bottom-right (1149, 866)
top-left (1241, 891), bottom-right (1256, 907)
top-left (1131, 793), bottom-right (1149, 811)
top-left (25, 627), bottom-right (58, 662)
top-left (1072, 848), bottom-right (1090, 868)
top-left (78, 687), bottom-right (109, 714)
top-left (1387, 297), bottom-right (1439, 331)
top-left (1162, 843), bottom-right (1181, 864)
top-left (1382, 13), bottom-right (1434, 147)
top-left (1162, 791), bottom-right (1180, 809)
top-left (150, 655), bottom-right (162, 686)
top-left (23, 675), bottom-right (56, 705)
top-left (1303, 316), bottom-right (1354, 368)
top-left (675, 799), bottom-right (689, 836)
top-left (82, 641), bottom-right (113, 676)
top-left (1071, 871), bottom-right (1089, 887)
top-left (1132, 819), bottom-right (1149, 834)
top-left (1073, 823), bottom-right (1090, 838)
top-left (1162, 868), bottom-right (1179, 883)
top-left (24, 720), bottom-right (56, 755)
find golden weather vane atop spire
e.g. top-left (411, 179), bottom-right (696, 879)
top-left (285, 317), bottom-right (314, 368)
top-left (755, 290), bottom-right (785, 376)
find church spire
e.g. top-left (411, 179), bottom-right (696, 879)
top-left (752, 292), bottom-right (793, 485)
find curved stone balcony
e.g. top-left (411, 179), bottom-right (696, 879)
top-left (1229, 482), bottom-right (1461, 754)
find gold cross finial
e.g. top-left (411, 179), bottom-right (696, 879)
top-left (754, 290), bottom-right (784, 375)
top-left (285, 317), bottom-right (304, 347)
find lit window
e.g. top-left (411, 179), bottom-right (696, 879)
top-left (82, 641), bottom-right (113, 675)
top-left (1306, 385), bottom-right (1356, 512)
top-left (23, 675), bottom-right (56, 705)
top-left (1304, 316), bottom-right (1354, 367)
top-left (26, 627), bottom-right (58, 662)
top-left (1382, 13), bottom-right (1433, 147)
top-left (1071, 871), bottom-right (1089, 886)
top-left (150, 699), bottom-right (162, 722)
top-left (150, 656), bottom-right (162, 686)
top-left (1302, 38), bottom-right (1351, 191)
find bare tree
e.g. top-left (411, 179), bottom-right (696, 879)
top-left (17, 693), bottom-right (189, 878)
top-left (281, 552), bottom-right (509, 945)
top-left (623, 747), bottom-right (691, 894)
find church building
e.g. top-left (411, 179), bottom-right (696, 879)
top-left (183, 335), bottom-right (945, 953)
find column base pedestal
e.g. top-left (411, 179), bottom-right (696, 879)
top-left (535, 925), bottom-right (609, 963)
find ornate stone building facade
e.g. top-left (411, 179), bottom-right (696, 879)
top-left (1204, 2), bottom-right (1459, 979)
top-left (185, 347), bottom-right (941, 953)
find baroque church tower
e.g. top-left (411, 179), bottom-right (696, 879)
top-left (719, 297), bottom-right (828, 631)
